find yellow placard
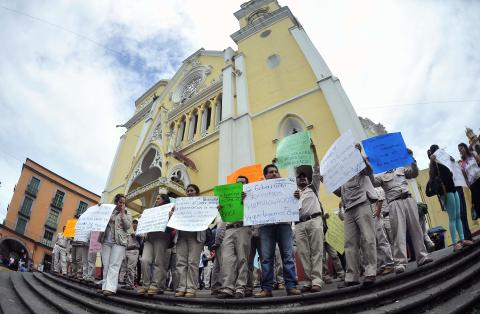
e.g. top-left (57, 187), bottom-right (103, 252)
top-left (325, 208), bottom-right (345, 255)
top-left (63, 219), bottom-right (77, 238)
top-left (227, 164), bottom-right (264, 184)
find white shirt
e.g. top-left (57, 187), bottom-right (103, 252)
top-left (461, 156), bottom-right (480, 186)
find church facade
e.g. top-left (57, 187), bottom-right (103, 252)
top-left (102, 0), bottom-right (366, 213)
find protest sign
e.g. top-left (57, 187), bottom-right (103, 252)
top-left (325, 208), bottom-right (345, 254)
top-left (214, 183), bottom-right (243, 222)
top-left (136, 203), bottom-right (174, 235)
top-left (227, 164), bottom-right (264, 184)
top-left (136, 203), bottom-right (175, 234)
top-left (320, 130), bottom-right (366, 193)
top-left (243, 177), bottom-right (299, 226)
top-left (433, 149), bottom-right (467, 187)
top-left (275, 131), bottom-right (314, 169)
top-left (63, 219), bottom-right (77, 237)
top-left (361, 132), bottom-right (414, 174)
top-left (167, 196), bottom-right (219, 231)
top-left (74, 204), bottom-right (116, 241)
top-left (89, 231), bottom-right (102, 253)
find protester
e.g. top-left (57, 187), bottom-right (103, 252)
top-left (138, 194), bottom-right (172, 295)
top-left (428, 145), bottom-right (473, 252)
top-left (255, 164), bottom-right (301, 298)
top-left (100, 194), bottom-right (132, 296)
top-left (175, 184), bottom-right (206, 298)
top-left (210, 222), bottom-right (225, 295)
top-left (53, 226), bottom-right (69, 275)
top-left (333, 144), bottom-right (377, 287)
top-left (294, 141), bottom-right (325, 293)
top-left (458, 142), bottom-right (480, 221)
top-left (119, 219), bottom-right (141, 290)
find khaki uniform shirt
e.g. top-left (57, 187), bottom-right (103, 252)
top-left (373, 164), bottom-right (418, 203)
top-left (340, 173), bottom-right (378, 210)
top-left (299, 165), bottom-right (323, 220)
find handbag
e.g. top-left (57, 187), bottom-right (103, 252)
top-left (426, 162), bottom-right (446, 197)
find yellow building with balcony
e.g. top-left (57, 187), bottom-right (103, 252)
top-left (102, 0), bottom-right (367, 214)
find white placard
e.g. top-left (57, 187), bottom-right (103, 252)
top-left (243, 177), bottom-right (299, 226)
top-left (167, 196), bottom-right (219, 231)
top-left (136, 203), bottom-right (174, 235)
top-left (433, 149), bottom-right (467, 187)
top-left (320, 130), bottom-right (366, 193)
top-left (74, 204), bottom-right (116, 241)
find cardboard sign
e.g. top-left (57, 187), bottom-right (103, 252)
top-left (227, 164), bottom-right (264, 184)
top-left (214, 183), bottom-right (243, 222)
top-left (320, 130), bottom-right (366, 193)
top-left (167, 196), bottom-right (219, 231)
top-left (63, 219), bottom-right (77, 238)
top-left (275, 131), bottom-right (314, 169)
top-left (136, 203), bottom-right (174, 235)
top-left (243, 177), bottom-right (299, 226)
top-left (362, 132), bottom-right (414, 174)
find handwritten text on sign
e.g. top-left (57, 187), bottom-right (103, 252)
top-left (433, 149), bottom-right (467, 187)
top-left (214, 183), bottom-right (244, 222)
top-left (74, 204), bottom-right (116, 241)
top-left (136, 203), bottom-right (174, 235)
top-left (276, 131), bottom-right (314, 169)
top-left (243, 177), bottom-right (299, 226)
top-left (320, 130), bottom-right (366, 193)
top-left (362, 132), bottom-right (414, 174)
top-left (167, 196), bottom-right (219, 231)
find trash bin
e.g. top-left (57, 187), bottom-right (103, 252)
top-left (428, 226), bottom-right (447, 251)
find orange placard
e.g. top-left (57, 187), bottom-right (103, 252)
top-left (227, 164), bottom-right (264, 184)
top-left (63, 219), bottom-right (77, 237)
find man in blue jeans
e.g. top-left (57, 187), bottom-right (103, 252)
top-left (254, 164), bottom-right (301, 298)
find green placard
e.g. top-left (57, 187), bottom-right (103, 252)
top-left (276, 131), bottom-right (314, 168)
top-left (213, 183), bottom-right (243, 222)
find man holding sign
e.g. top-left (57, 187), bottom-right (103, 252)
top-left (215, 177), bottom-right (252, 299)
top-left (248, 164), bottom-right (301, 298)
top-left (372, 149), bottom-right (433, 274)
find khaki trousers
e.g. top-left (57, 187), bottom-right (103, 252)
top-left (119, 249), bottom-right (139, 287)
top-left (375, 216), bottom-right (394, 270)
top-left (176, 231), bottom-right (204, 294)
top-left (344, 201), bottom-right (377, 282)
top-left (54, 245), bottom-right (67, 275)
top-left (80, 246), bottom-right (96, 280)
top-left (389, 197), bottom-right (429, 267)
top-left (211, 246), bottom-right (223, 292)
top-left (140, 233), bottom-right (170, 290)
top-left (71, 245), bottom-right (83, 277)
top-left (323, 242), bottom-right (345, 277)
top-left (294, 216), bottom-right (324, 288)
top-left (220, 227), bottom-right (252, 295)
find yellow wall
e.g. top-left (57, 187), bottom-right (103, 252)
top-left (239, 18), bottom-right (318, 114)
top-left (416, 169), bottom-right (480, 245)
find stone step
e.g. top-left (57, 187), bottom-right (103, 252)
top-left (423, 277), bottom-right (480, 314)
top-left (0, 272), bottom-right (30, 314)
top-left (10, 272), bottom-right (59, 314)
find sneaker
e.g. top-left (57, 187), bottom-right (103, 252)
top-left (147, 287), bottom-right (158, 296)
top-left (395, 265), bottom-right (406, 274)
top-left (216, 292), bottom-right (233, 299)
top-left (381, 266), bottom-right (394, 275)
top-left (234, 292), bottom-right (244, 299)
top-left (102, 290), bottom-right (114, 296)
top-left (363, 276), bottom-right (376, 286)
top-left (286, 288), bottom-right (301, 296)
top-left (184, 292), bottom-right (196, 298)
top-left (311, 285), bottom-right (322, 293)
top-left (254, 290), bottom-right (273, 298)
top-left (175, 291), bottom-right (186, 297)
top-left (137, 287), bottom-right (147, 294)
top-left (300, 286), bottom-right (311, 293)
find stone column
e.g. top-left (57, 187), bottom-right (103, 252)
top-left (183, 113), bottom-right (192, 146)
top-left (196, 105), bottom-right (206, 141)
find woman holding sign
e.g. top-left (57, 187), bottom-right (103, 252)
top-left (99, 194), bottom-right (132, 296)
top-left (138, 194), bottom-right (173, 296)
top-left (458, 142), bottom-right (480, 220)
top-left (175, 184), bottom-right (206, 298)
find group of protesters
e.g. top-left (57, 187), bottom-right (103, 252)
top-left (51, 134), bottom-right (479, 299)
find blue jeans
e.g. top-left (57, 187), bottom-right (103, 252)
top-left (259, 224), bottom-right (297, 291)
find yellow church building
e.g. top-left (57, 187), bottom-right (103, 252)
top-left (102, 0), bottom-right (366, 214)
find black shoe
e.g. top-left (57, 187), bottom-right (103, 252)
top-left (363, 276), bottom-right (376, 287)
top-left (337, 281), bottom-right (360, 289)
top-left (234, 292), bottom-right (244, 299)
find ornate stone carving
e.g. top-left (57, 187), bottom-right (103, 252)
top-left (151, 123), bottom-right (162, 142)
top-left (172, 65), bottom-right (212, 105)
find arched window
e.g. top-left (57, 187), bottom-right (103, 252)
top-left (215, 97), bottom-right (222, 127)
top-left (278, 114), bottom-right (306, 139)
top-left (176, 118), bottom-right (186, 147)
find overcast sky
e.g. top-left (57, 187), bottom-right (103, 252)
top-left (0, 0), bottom-right (479, 215)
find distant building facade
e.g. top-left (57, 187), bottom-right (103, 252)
top-left (0, 159), bottom-right (100, 270)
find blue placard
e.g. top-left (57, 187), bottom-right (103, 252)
top-left (361, 132), bottom-right (414, 174)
